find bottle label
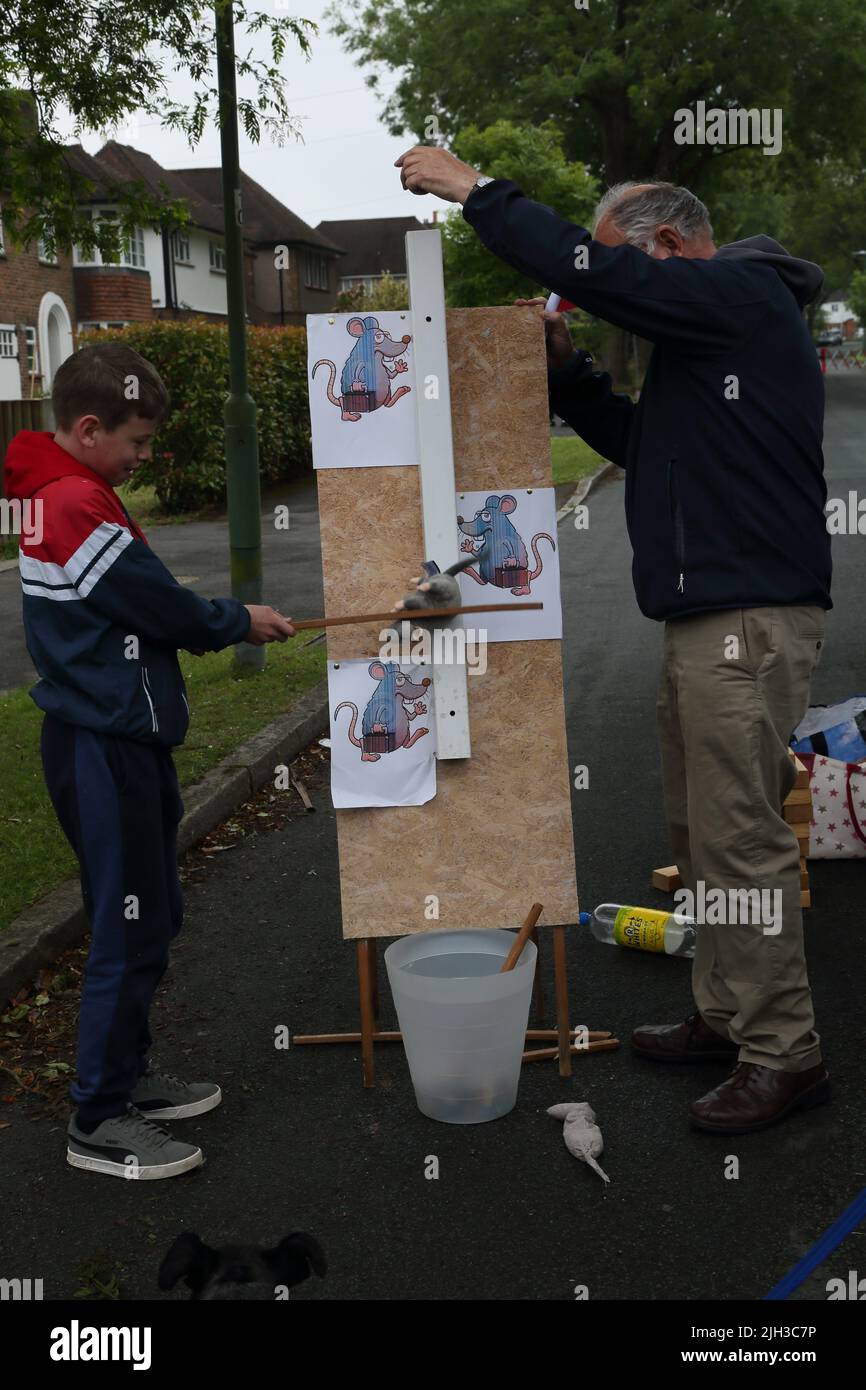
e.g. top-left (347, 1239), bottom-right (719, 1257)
top-left (612, 906), bottom-right (670, 952)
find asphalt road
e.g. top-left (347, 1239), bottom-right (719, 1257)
top-left (1, 372), bottom-right (864, 1304)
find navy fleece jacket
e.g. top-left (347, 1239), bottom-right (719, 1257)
top-left (462, 179), bottom-right (832, 621)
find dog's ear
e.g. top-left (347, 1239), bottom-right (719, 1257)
top-left (158, 1232), bottom-right (219, 1294)
top-left (266, 1232), bottom-right (328, 1286)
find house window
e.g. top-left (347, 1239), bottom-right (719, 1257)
top-left (126, 225), bottom-right (145, 269)
top-left (38, 233), bottom-right (58, 265)
top-left (0, 326), bottom-right (18, 358)
top-left (74, 209), bottom-right (145, 268)
top-left (78, 321), bottom-right (128, 332)
top-left (304, 252), bottom-right (328, 290)
top-left (209, 241), bottom-right (226, 272)
top-left (172, 231), bottom-right (191, 263)
top-left (24, 327), bottom-right (39, 378)
top-left (0, 208), bottom-right (5, 256)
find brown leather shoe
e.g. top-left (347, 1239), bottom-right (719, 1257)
top-left (631, 1012), bottom-right (740, 1063)
top-left (689, 1061), bottom-right (831, 1134)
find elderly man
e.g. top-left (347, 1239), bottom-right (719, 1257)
top-left (395, 146), bottom-right (831, 1135)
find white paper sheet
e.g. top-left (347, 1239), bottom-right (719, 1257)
top-left (328, 658), bottom-right (437, 808)
top-left (307, 312), bottom-right (418, 469)
top-left (454, 487), bottom-right (562, 641)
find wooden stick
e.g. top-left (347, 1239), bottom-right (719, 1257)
top-left (368, 939), bottom-right (380, 1025)
top-left (292, 1032), bottom-right (402, 1045)
top-left (289, 770), bottom-right (314, 812)
top-left (500, 903), bottom-right (544, 972)
top-left (522, 1039), bottom-right (620, 1063)
top-left (293, 1030), bottom-right (615, 1046)
top-left (356, 941), bottom-right (376, 1088)
top-left (525, 1029), bottom-right (612, 1041)
top-left (553, 925), bottom-right (572, 1076)
top-left (290, 602), bottom-right (542, 632)
top-left (530, 925), bottom-right (544, 1021)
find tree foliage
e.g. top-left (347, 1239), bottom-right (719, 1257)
top-left (0, 0), bottom-right (317, 257)
top-left (325, 0), bottom-right (866, 190)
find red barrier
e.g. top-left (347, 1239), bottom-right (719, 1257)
top-left (817, 346), bottom-right (866, 370)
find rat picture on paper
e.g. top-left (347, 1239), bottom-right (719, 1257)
top-left (328, 659), bottom-right (437, 808)
top-left (455, 487), bottom-right (562, 641)
top-left (307, 312), bottom-right (418, 469)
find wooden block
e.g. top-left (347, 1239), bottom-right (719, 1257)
top-left (784, 802), bottom-right (812, 823)
top-left (799, 856), bottom-right (807, 870)
top-left (800, 871), bottom-right (810, 889)
top-left (801, 890), bottom-right (811, 909)
top-left (785, 788), bottom-right (812, 806)
top-left (788, 752), bottom-right (809, 790)
top-left (652, 865), bottom-right (682, 892)
top-left (791, 819), bottom-right (810, 842)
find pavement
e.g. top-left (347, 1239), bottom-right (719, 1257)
top-left (1, 378), bottom-right (865, 1303)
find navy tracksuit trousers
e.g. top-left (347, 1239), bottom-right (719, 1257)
top-left (41, 713), bottom-right (184, 1125)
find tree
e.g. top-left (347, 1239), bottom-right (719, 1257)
top-left (438, 118), bottom-right (597, 306)
top-left (848, 270), bottom-right (866, 334)
top-left (325, 0), bottom-right (866, 195)
top-left (0, 0), bottom-right (316, 258)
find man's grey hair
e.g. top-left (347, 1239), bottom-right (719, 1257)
top-left (592, 181), bottom-right (713, 253)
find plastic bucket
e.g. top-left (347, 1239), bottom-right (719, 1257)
top-left (384, 929), bottom-right (537, 1124)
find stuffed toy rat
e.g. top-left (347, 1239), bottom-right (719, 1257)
top-left (392, 553), bottom-right (479, 628)
top-left (547, 1101), bottom-right (611, 1184)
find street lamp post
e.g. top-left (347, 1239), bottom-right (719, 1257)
top-left (214, 0), bottom-right (264, 670)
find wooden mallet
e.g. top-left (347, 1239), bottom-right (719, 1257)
top-left (500, 902), bottom-right (544, 972)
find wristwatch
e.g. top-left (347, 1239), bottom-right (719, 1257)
top-left (467, 174), bottom-right (496, 200)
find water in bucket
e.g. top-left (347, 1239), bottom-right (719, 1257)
top-left (384, 929), bottom-right (537, 1124)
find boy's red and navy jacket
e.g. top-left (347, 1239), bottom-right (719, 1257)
top-left (3, 431), bottom-right (251, 747)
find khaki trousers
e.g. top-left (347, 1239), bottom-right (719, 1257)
top-left (656, 606), bottom-right (826, 1072)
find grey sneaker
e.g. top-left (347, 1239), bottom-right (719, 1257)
top-left (129, 1067), bottom-right (222, 1120)
top-left (67, 1104), bottom-right (204, 1180)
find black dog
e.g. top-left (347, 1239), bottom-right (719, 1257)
top-left (158, 1231), bottom-right (327, 1300)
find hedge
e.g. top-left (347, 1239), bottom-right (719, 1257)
top-left (79, 320), bottom-right (312, 514)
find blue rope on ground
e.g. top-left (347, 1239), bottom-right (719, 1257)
top-left (765, 1186), bottom-right (866, 1299)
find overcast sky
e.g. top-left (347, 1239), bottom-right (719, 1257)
top-left (55, 0), bottom-right (452, 232)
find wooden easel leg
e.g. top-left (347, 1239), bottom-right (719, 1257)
top-left (552, 925), bottom-right (572, 1077)
top-left (368, 939), bottom-right (380, 1024)
top-left (356, 940), bottom-right (376, 1088)
top-left (530, 925), bottom-right (545, 1022)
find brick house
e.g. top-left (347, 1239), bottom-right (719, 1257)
top-left (76, 142), bottom-right (348, 329)
top-left (0, 202), bottom-right (76, 399)
top-left (175, 166), bottom-right (347, 325)
top-left (315, 214), bottom-right (430, 295)
top-left (0, 136), bottom-right (435, 400)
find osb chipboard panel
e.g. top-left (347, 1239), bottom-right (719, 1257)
top-left (317, 306), bottom-right (580, 938)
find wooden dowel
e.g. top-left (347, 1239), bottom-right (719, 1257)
top-left (292, 1032), bottom-right (402, 1045)
top-left (290, 601), bottom-right (542, 632)
top-left (293, 1029), bottom-right (614, 1046)
top-left (530, 925), bottom-right (544, 1021)
top-left (522, 1039), bottom-right (621, 1063)
top-left (552, 925), bottom-right (571, 1077)
top-left (500, 903), bottom-right (544, 972)
top-left (525, 1029), bottom-right (612, 1041)
top-left (356, 941), bottom-right (376, 1088)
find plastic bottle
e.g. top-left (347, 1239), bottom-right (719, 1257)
top-left (580, 903), bottom-right (696, 958)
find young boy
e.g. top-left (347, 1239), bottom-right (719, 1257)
top-left (3, 342), bottom-right (295, 1179)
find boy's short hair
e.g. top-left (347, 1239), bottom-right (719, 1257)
top-left (52, 343), bottom-right (170, 431)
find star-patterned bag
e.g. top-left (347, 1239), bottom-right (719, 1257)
top-left (798, 752), bottom-right (866, 859)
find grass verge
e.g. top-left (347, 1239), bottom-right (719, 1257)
top-left (0, 633), bottom-right (326, 934)
top-left (550, 435), bottom-right (610, 485)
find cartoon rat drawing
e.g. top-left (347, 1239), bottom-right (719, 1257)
top-left (457, 494), bottom-right (555, 595)
top-left (334, 661), bottom-right (432, 762)
top-left (311, 316), bottom-right (413, 421)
